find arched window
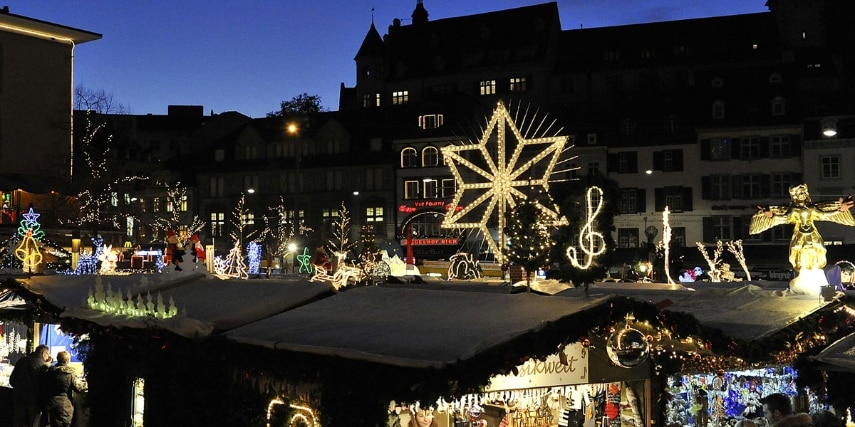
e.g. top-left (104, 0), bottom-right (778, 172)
top-left (422, 146), bottom-right (439, 167)
top-left (401, 147), bottom-right (418, 168)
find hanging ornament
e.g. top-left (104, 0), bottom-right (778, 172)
top-left (606, 326), bottom-right (650, 368)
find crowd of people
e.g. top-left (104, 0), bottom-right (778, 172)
top-left (9, 345), bottom-right (87, 427)
top-left (733, 392), bottom-right (846, 427)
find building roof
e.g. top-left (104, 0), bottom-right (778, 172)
top-left (0, 8), bottom-right (101, 44)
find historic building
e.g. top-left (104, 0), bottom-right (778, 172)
top-left (337, 0), bottom-right (855, 265)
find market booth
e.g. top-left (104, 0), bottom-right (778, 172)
top-left (3, 271), bottom-right (854, 427)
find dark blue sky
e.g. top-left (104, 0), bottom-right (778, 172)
top-left (11, 1), bottom-right (768, 117)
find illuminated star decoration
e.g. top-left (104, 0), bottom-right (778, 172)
top-left (441, 100), bottom-right (568, 264)
top-left (22, 207), bottom-right (40, 226)
top-left (297, 247), bottom-right (314, 274)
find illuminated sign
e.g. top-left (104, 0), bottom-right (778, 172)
top-left (485, 342), bottom-right (588, 390)
top-left (398, 202), bottom-right (464, 213)
top-left (401, 238), bottom-right (458, 246)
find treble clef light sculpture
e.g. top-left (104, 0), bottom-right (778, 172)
top-left (566, 186), bottom-right (606, 269)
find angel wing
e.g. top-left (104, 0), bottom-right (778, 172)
top-left (815, 200), bottom-right (855, 226)
top-left (748, 205), bottom-right (789, 234)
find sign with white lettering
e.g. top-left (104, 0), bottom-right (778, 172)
top-left (485, 343), bottom-right (588, 391)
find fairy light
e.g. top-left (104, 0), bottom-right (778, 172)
top-left (696, 241), bottom-right (723, 282)
top-left (247, 241), bottom-right (262, 275)
top-left (441, 100), bottom-right (568, 264)
top-left (327, 201), bottom-right (356, 270)
top-left (662, 207), bottom-right (675, 284)
top-left (725, 239), bottom-right (751, 281)
top-left (566, 186), bottom-right (606, 269)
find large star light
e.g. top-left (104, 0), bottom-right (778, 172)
top-left (441, 100), bottom-right (568, 264)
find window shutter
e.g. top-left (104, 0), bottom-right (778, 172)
top-left (607, 153), bottom-right (619, 172)
top-left (760, 175), bottom-right (771, 198)
top-left (731, 175), bottom-right (742, 199)
top-left (683, 187), bottom-right (693, 211)
top-left (759, 136), bottom-right (770, 158)
top-left (700, 139), bottom-right (711, 160)
top-left (790, 134), bottom-right (801, 157)
top-left (652, 151), bottom-right (663, 171)
top-left (637, 188), bottom-right (647, 212)
top-left (628, 152), bottom-right (639, 173)
top-left (702, 217), bottom-right (713, 241)
top-left (673, 149), bottom-right (684, 171)
top-left (654, 188), bottom-right (664, 211)
top-left (732, 216), bottom-right (744, 239)
top-left (731, 137), bottom-right (741, 159)
top-left (701, 176), bottom-right (711, 199)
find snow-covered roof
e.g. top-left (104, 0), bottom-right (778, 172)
top-left (556, 281), bottom-right (833, 341)
top-left (223, 286), bottom-right (611, 369)
top-left (6, 272), bottom-right (841, 370)
top-left (810, 331), bottom-right (855, 372)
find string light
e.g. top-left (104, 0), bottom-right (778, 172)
top-left (566, 186), bottom-right (605, 269)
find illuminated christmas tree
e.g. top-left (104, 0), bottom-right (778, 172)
top-left (504, 199), bottom-right (554, 292)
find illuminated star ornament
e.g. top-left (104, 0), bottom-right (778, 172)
top-left (441, 100), bottom-right (569, 264)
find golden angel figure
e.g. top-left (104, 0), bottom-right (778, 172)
top-left (749, 184), bottom-right (855, 293)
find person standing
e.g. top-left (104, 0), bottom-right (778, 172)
top-left (760, 393), bottom-right (794, 426)
top-left (9, 344), bottom-right (51, 427)
top-left (42, 351), bottom-right (86, 427)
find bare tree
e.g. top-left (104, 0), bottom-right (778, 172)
top-left (74, 85), bottom-right (129, 114)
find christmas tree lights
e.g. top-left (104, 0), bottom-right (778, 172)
top-left (505, 199), bottom-right (553, 290)
top-left (441, 100), bottom-right (568, 264)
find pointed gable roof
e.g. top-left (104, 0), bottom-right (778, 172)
top-left (355, 21), bottom-right (384, 59)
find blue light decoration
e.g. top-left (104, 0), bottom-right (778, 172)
top-left (247, 241), bottom-right (261, 275)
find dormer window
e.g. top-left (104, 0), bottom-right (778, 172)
top-left (418, 114), bottom-right (444, 129)
top-left (711, 77), bottom-right (724, 88)
top-left (769, 73), bottom-right (782, 84)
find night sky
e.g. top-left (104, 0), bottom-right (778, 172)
top-left (10, 0), bottom-right (769, 117)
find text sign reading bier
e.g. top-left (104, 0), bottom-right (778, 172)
top-left (485, 342), bottom-right (588, 391)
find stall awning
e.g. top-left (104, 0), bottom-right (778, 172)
top-left (810, 331), bottom-right (855, 372)
top-left (223, 286), bottom-right (612, 369)
top-left (18, 273), bottom-right (334, 338)
top-left (556, 282), bottom-right (833, 341)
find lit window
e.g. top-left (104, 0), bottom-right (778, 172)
top-left (210, 212), bottom-right (225, 237)
top-left (479, 80), bottom-right (496, 96)
top-left (401, 147), bottom-right (418, 168)
top-left (392, 91), bottom-right (409, 105)
top-left (153, 197), bottom-right (160, 213)
top-left (422, 146), bottom-right (439, 166)
top-left (180, 195), bottom-right (188, 212)
top-left (509, 77), bottom-right (527, 92)
top-left (366, 207), bottom-right (384, 222)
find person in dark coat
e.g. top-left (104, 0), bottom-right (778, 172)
top-left (42, 351), bottom-right (86, 427)
top-left (9, 344), bottom-right (51, 427)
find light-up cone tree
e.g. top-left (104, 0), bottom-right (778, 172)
top-left (504, 199), bottom-right (554, 292)
top-left (441, 100), bottom-right (569, 264)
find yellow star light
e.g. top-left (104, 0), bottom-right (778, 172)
top-left (441, 100), bottom-right (568, 264)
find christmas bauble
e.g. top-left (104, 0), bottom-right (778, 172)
top-left (606, 327), bottom-right (650, 368)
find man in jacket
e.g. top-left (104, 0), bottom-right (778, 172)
top-left (9, 344), bottom-right (51, 427)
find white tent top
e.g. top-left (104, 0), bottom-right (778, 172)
top-left (7, 272), bottom-right (840, 370)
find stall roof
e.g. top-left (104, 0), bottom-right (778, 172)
top-left (555, 282), bottom-right (833, 341)
top-left (810, 331), bottom-right (855, 372)
top-left (17, 272), bottom-right (333, 338)
top-left (223, 286), bottom-right (611, 369)
top-left (4, 273), bottom-right (842, 370)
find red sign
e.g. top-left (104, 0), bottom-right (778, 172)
top-left (401, 238), bottom-right (458, 245)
